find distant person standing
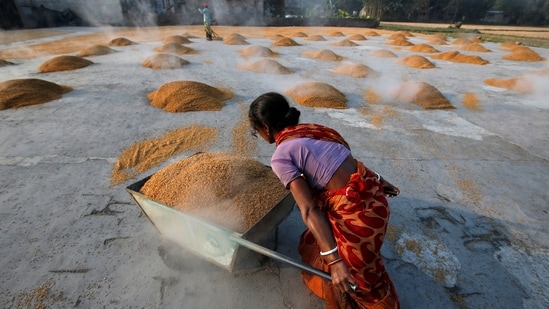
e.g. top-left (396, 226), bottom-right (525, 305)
top-left (198, 3), bottom-right (213, 41)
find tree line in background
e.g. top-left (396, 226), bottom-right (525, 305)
top-left (331, 0), bottom-right (549, 25)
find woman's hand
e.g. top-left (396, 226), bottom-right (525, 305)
top-left (329, 259), bottom-right (357, 294)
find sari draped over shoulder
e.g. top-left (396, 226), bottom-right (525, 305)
top-left (276, 124), bottom-right (399, 309)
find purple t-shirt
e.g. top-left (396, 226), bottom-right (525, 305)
top-left (271, 138), bottom-right (351, 190)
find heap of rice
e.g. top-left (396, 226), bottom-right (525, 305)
top-left (328, 31), bottom-right (345, 37)
top-left (273, 37), bottom-right (300, 46)
top-left (239, 45), bottom-right (275, 57)
top-left (427, 38), bottom-right (448, 45)
top-left (330, 39), bottom-right (359, 47)
top-left (397, 55), bottom-right (436, 69)
top-left (451, 38), bottom-right (473, 45)
top-left (111, 125), bottom-right (218, 185)
top-left (154, 42), bottom-right (198, 54)
top-left (182, 32), bottom-right (199, 38)
top-left (237, 59), bottom-right (294, 74)
top-left (431, 51), bottom-right (489, 65)
top-left (163, 35), bottom-right (192, 44)
top-left (408, 44), bottom-right (439, 53)
top-left (302, 49), bottom-right (343, 61)
top-left (306, 35), bottom-right (326, 41)
top-left (77, 45), bottom-right (117, 57)
top-left (460, 43), bottom-right (491, 52)
top-left (388, 33), bottom-right (407, 40)
top-left (369, 49), bottom-right (397, 58)
top-left (224, 33), bottom-right (249, 45)
top-left (108, 37), bottom-right (136, 46)
top-left (391, 81), bottom-right (454, 110)
top-left (347, 34), bottom-right (367, 41)
top-left (484, 77), bottom-right (533, 93)
top-left (38, 55), bottom-right (93, 73)
top-left (0, 59), bottom-right (15, 67)
top-left (386, 39), bottom-right (414, 46)
top-left (142, 53), bottom-right (189, 70)
top-left (502, 47), bottom-right (544, 62)
top-left (147, 81), bottom-right (233, 112)
top-left (306, 34), bottom-right (326, 41)
top-left (333, 63), bottom-right (378, 78)
top-left (364, 31), bottom-right (380, 36)
top-left (139, 152), bottom-right (288, 233)
top-left (292, 32), bottom-right (308, 37)
top-left (0, 78), bottom-right (72, 110)
top-left (285, 82), bottom-right (347, 109)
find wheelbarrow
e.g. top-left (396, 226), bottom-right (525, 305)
top-left (126, 175), bottom-right (335, 283)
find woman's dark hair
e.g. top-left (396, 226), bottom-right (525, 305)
top-left (248, 92), bottom-right (300, 134)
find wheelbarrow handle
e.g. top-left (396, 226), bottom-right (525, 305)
top-left (229, 234), bottom-right (357, 291)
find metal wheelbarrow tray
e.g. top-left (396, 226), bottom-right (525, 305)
top-left (126, 175), bottom-right (335, 283)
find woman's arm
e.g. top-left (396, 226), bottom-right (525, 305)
top-left (288, 177), bottom-right (357, 293)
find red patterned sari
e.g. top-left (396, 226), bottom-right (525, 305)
top-left (276, 124), bottom-right (399, 309)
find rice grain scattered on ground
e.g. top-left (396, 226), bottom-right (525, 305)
top-left (111, 125), bottom-right (218, 185)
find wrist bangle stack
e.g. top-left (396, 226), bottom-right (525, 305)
top-left (320, 246), bottom-right (338, 256)
top-left (327, 257), bottom-right (343, 267)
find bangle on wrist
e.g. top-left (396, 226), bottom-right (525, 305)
top-left (320, 246), bottom-right (338, 256)
top-left (327, 257), bottom-right (343, 267)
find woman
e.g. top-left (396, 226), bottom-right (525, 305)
top-left (249, 92), bottom-right (400, 309)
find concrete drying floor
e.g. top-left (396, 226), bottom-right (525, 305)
top-left (0, 25), bottom-right (548, 308)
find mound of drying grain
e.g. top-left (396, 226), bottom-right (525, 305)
top-left (111, 125), bottom-right (218, 185)
top-left (142, 53), bottom-right (189, 70)
top-left (333, 63), bottom-right (378, 78)
top-left (77, 45), bottom-right (117, 57)
top-left (369, 49), bottom-right (398, 58)
top-left (364, 31), bottom-right (380, 36)
top-left (163, 35), bottom-right (192, 44)
top-left (328, 31), bottom-right (345, 37)
top-left (397, 55), bottom-right (436, 69)
top-left (306, 35), bottom-right (326, 41)
top-left (330, 39), bottom-right (359, 47)
top-left (237, 59), bottom-right (294, 74)
top-left (391, 81), bottom-right (454, 110)
top-left (0, 78), bottom-right (72, 110)
top-left (347, 34), bottom-right (367, 41)
top-left (451, 38), bottom-right (473, 45)
top-left (427, 38), bottom-right (448, 45)
top-left (273, 37), bottom-right (300, 46)
top-left (388, 33), bottom-right (407, 40)
top-left (147, 81), bottom-right (233, 113)
top-left (240, 45), bottom-right (275, 57)
top-left (154, 42), bottom-right (198, 55)
top-left (224, 33), bottom-right (249, 45)
top-left (460, 43), bottom-right (491, 52)
top-left (38, 55), bottom-right (93, 73)
top-left (140, 152), bottom-right (288, 233)
top-left (502, 48), bottom-right (544, 62)
top-left (108, 37), bottom-right (136, 46)
top-left (286, 82), bottom-right (347, 109)
top-left (302, 49), bottom-right (343, 61)
top-left (484, 77), bottom-right (535, 93)
top-left (182, 32), bottom-right (199, 38)
top-left (431, 51), bottom-right (489, 65)
top-left (386, 39), bottom-right (414, 46)
top-left (408, 44), bottom-right (439, 53)
top-left (0, 59), bottom-right (15, 67)
top-left (292, 32), bottom-right (308, 37)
